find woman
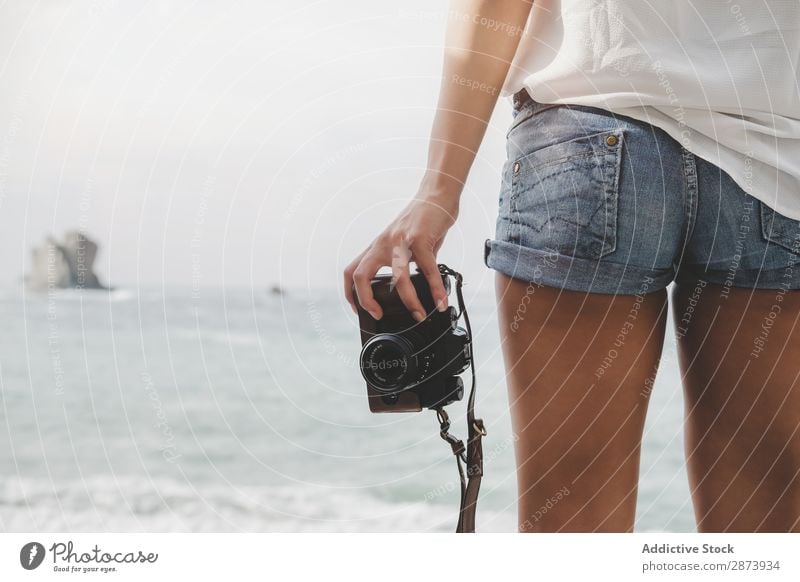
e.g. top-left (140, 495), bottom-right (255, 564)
top-left (344, 1), bottom-right (800, 532)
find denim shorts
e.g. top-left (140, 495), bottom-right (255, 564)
top-left (484, 90), bottom-right (800, 294)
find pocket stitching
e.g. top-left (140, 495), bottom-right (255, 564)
top-left (760, 202), bottom-right (800, 255)
top-left (602, 131), bottom-right (623, 257)
top-left (513, 129), bottom-right (623, 179)
top-left (508, 129), bottom-right (623, 260)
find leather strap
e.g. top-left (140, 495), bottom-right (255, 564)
top-left (436, 264), bottom-right (485, 533)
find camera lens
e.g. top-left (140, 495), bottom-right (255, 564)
top-left (359, 334), bottom-right (419, 393)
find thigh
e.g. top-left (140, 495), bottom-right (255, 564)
top-left (672, 278), bottom-right (800, 532)
top-left (496, 273), bottom-right (668, 532)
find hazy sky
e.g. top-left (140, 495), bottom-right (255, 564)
top-left (0, 0), bottom-right (513, 291)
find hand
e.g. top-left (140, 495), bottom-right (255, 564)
top-left (344, 192), bottom-right (459, 322)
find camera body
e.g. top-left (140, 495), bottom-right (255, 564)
top-left (355, 268), bottom-right (471, 413)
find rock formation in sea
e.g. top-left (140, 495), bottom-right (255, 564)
top-left (27, 230), bottom-right (108, 291)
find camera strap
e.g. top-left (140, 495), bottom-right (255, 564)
top-left (435, 264), bottom-right (485, 533)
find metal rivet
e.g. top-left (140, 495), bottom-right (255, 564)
top-left (513, 161), bottom-right (521, 174)
top-left (606, 134), bottom-right (619, 146)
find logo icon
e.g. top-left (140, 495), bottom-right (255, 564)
top-left (20, 542), bottom-right (45, 570)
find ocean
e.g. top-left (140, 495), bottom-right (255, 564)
top-left (0, 285), bottom-right (695, 532)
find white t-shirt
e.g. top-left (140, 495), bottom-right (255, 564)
top-left (503, 0), bottom-right (800, 220)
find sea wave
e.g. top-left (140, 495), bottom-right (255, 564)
top-left (0, 475), bottom-right (515, 532)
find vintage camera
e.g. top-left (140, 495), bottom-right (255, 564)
top-left (354, 267), bottom-right (471, 412)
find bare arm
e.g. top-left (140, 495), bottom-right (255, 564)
top-left (344, 0), bottom-right (533, 319)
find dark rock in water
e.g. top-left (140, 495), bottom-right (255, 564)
top-left (27, 230), bottom-right (108, 291)
top-left (269, 285), bottom-right (285, 296)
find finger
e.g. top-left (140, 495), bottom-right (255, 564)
top-left (390, 241), bottom-right (426, 322)
top-left (343, 265), bottom-right (358, 315)
top-left (343, 252), bottom-right (366, 315)
top-left (352, 255), bottom-right (384, 320)
top-left (394, 273), bottom-right (427, 323)
top-left (412, 245), bottom-right (448, 312)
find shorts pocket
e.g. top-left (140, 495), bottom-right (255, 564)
top-left (508, 128), bottom-right (624, 260)
top-left (760, 202), bottom-right (800, 255)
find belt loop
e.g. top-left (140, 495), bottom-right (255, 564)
top-left (512, 88), bottom-right (532, 113)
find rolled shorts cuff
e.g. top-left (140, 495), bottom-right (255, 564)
top-left (484, 238), bottom-right (673, 295)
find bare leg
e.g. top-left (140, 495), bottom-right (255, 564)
top-left (671, 278), bottom-right (800, 532)
top-left (496, 273), bottom-right (668, 532)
